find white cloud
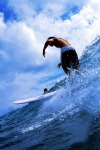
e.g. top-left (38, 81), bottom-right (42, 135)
top-left (8, 0), bottom-right (36, 20)
top-left (7, 0), bottom-right (89, 20)
top-left (0, 13), bottom-right (7, 34)
top-left (0, 0), bottom-right (100, 115)
top-left (66, 5), bottom-right (100, 56)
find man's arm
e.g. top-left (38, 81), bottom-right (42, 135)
top-left (42, 41), bottom-right (49, 57)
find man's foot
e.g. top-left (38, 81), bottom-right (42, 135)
top-left (67, 71), bottom-right (70, 76)
top-left (75, 70), bottom-right (82, 76)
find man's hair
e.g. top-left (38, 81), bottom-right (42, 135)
top-left (44, 88), bottom-right (48, 92)
top-left (48, 36), bottom-right (56, 40)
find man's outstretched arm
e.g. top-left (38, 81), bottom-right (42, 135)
top-left (42, 41), bottom-right (49, 57)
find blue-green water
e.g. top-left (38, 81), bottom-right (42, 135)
top-left (1, 37), bottom-right (100, 150)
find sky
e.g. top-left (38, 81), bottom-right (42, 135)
top-left (0, 0), bottom-right (100, 115)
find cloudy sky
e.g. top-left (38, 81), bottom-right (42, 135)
top-left (0, 0), bottom-right (100, 115)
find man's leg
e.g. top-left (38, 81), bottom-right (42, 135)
top-left (70, 50), bottom-right (79, 70)
top-left (70, 50), bottom-right (81, 75)
top-left (62, 51), bottom-right (70, 76)
top-left (62, 64), bottom-right (70, 76)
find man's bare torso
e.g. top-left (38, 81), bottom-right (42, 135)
top-left (52, 38), bottom-right (71, 48)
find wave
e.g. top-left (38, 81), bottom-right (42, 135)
top-left (1, 36), bottom-right (100, 150)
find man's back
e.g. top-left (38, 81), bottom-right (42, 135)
top-left (48, 37), bottom-right (71, 48)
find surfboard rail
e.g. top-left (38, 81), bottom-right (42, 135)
top-left (13, 91), bottom-right (57, 104)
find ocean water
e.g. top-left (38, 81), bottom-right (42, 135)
top-left (1, 36), bottom-right (100, 150)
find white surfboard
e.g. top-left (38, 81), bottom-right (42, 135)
top-left (13, 91), bottom-right (57, 104)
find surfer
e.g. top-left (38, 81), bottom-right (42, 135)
top-left (44, 88), bottom-right (48, 94)
top-left (42, 37), bottom-right (80, 76)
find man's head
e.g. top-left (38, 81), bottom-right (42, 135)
top-left (44, 88), bottom-right (48, 94)
top-left (48, 37), bottom-right (55, 47)
top-left (48, 37), bottom-right (55, 40)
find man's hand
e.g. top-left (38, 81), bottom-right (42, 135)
top-left (57, 63), bottom-right (62, 68)
top-left (42, 41), bottom-right (49, 57)
top-left (43, 51), bottom-right (45, 57)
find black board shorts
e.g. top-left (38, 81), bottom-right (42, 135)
top-left (61, 50), bottom-right (79, 74)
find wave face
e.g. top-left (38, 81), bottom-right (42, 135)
top-left (1, 36), bottom-right (100, 150)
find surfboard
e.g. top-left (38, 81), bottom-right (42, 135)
top-left (13, 91), bottom-right (57, 104)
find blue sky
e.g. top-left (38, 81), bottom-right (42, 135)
top-left (0, 0), bottom-right (100, 115)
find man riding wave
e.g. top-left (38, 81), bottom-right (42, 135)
top-left (42, 37), bottom-right (79, 76)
